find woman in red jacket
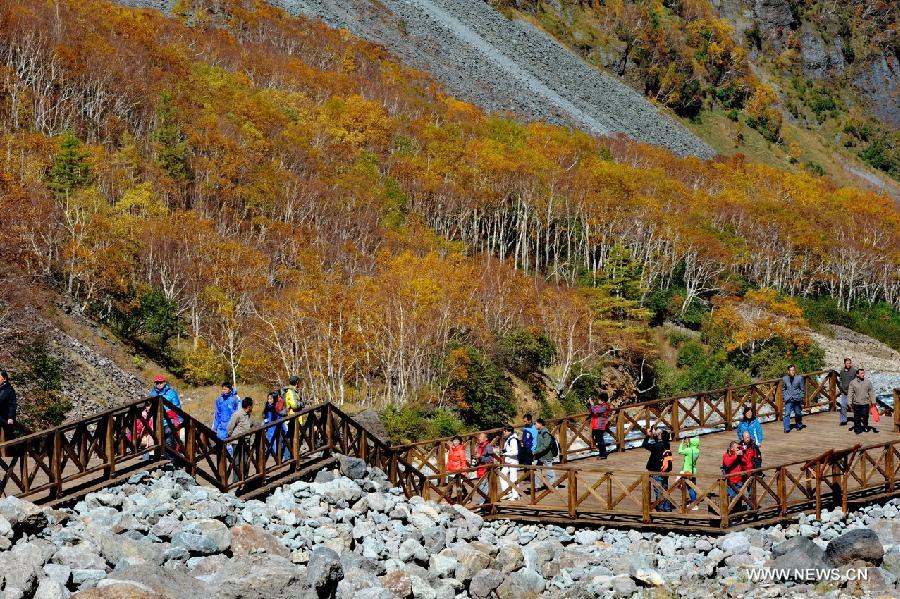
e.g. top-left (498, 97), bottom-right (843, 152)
top-left (722, 441), bottom-right (745, 502)
top-left (444, 436), bottom-right (468, 502)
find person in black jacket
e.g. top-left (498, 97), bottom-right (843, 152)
top-left (643, 426), bottom-right (673, 512)
top-left (0, 371), bottom-right (17, 441)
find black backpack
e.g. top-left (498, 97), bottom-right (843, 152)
top-left (549, 433), bottom-right (560, 458)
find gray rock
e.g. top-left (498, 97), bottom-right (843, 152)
top-left (43, 564), bottom-right (72, 586)
top-left (720, 532), bottom-right (750, 554)
top-left (230, 524), bottom-right (289, 558)
top-left (71, 568), bottom-right (106, 590)
top-left (96, 533), bottom-right (166, 567)
top-left (496, 568), bottom-right (545, 599)
top-left (768, 536), bottom-right (828, 573)
top-left (105, 563), bottom-right (209, 599)
top-left (825, 529), bottom-right (884, 566)
top-left (171, 519), bottom-right (231, 555)
top-left (494, 543), bottom-right (524, 574)
top-left (870, 518), bottom-right (900, 546)
top-left (398, 538), bottom-right (427, 564)
top-left (337, 455), bottom-right (368, 481)
top-left (52, 546), bottom-right (107, 571)
top-left (883, 551), bottom-right (900, 577)
top-left (470, 569), bottom-right (504, 598)
top-left (33, 578), bottom-right (69, 599)
top-left (208, 554), bottom-right (307, 598)
top-left (307, 546), bottom-right (343, 594)
top-left (428, 550), bottom-right (458, 578)
top-left (628, 558), bottom-right (664, 586)
top-left (0, 497), bottom-right (48, 537)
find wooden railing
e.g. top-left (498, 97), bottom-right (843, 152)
top-left (395, 370), bottom-right (840, 475)
top-left (427, 436), bottom-right (900, 532)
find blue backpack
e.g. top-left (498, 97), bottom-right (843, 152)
top-left (521, 428), bottom-right (534, 453)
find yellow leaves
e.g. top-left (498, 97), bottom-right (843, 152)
top-left (713, 290), bottom-right (811, 353)
top-left (321, 94), bottom-right (393, 149)
top-left (116, 182), bottom-right (167, 218)
top-left (444, 97), bottom-right (484, 123)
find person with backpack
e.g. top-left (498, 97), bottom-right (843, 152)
top-left (263, 391), bottom-right (289, 460)
top-left (212, 382), bottom-right (241, 440)
top-left (149, 375), bottom-right (183, 452)
top-left (588, 394), bottom-right (610, 460)
top-left (642, 426), bottom-right (673, 512)
top-left (736, 406), bottom-right (763, 447)
top-left (284, 375), bottom-right (304, 414)
top-left (520, 413), bottom-right (537, 465)
top-left (781, 365), bottom-right (806, 433)
top-left (533, 419), bottom-right (559, 489)
top-left (499, 426), bottom-right (521, 500)
top-left (677, 435), bottom-right (701, 508)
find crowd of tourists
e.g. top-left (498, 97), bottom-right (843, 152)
top-left (438, 359), bottom-right (889, 510)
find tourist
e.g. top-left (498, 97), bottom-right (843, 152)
top-left (739, 431), bottom-right (761, 506)
top-left (520, 413), bottom-right (537, 466)
top-left (838, 357), bottom-right (856, 428)
top-left (848, 367), bottom-right (877, 434)
top-left (642, 426), bottom-right (672, 512)
top-left (227, 397), bottom-right (254, 482)
top-left (445, 435), bottom-right (468, 501)
top-left (677, 435), bottom-right (700, 508)
top-left (213, 382), bottom-right (241, 440)
top-left (263, 392), bottom-right (289, 460)
top-left (0, 370), bottom-right (17, 442)
top-left (781, 365), bottom-right (806, 433)
top-left (722, 441), bottom-right (745, 503)
top-left (284, 375), bottom-right (304, 414)
top-left (736, 407), bottom-right (762, 447)
top-left (149, 375), bottom-right (182, 450)
top-left (533, 419), bottom-right (558, 489)
top-left (499, 426), bottom-right (521, 500)
top-left (588, 394), bottom-right (610, 459)
top-left (473, 432), bottom-right (496, 503)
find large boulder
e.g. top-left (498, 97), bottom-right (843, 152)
top-left (96, 533), bottom-right (167, 568)
top-left (51, 546), bottom-right (107, 571)
top-left (870, 518), bottom-right (900, 546)
top-left (307, 546), bottom-right (344, 595)
top-left (496, 569), bottom-right (545, 599)
top-left (455, 549), bottom-right (492, 582)
top-left (470, 569), bottom-right (505, 598)
top-left (769, 536), bottom-right (829, 573)
top-left (825, 529), bottom-right (884, 567)
top-left (494, 543), bottom-right (525, 574)
top-left (337, 455), bottom-right (368, 481)
top-left (72, 582), bottom-right (165, 599)
top-left (0, 540), bottom-right (57, 593)
top-left (379, 570), bottom-right (411, 598)
top-left (0, 497), bottom-right (48, 538)
top-left (208, 554), bottom-right (308, 598)
top-left (171, 520), bottom-right (231, 555)
top-left (719, 532), bottom-right (750, 555)
top-left (104, 564), bottom-right (209, 599)
top-left (230, 525), bottom-right (289, 558)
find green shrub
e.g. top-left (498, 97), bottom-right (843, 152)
top-left (496, 328), bottom-right (555, 379)
top-left (444, 344), bottom-right (516, 430)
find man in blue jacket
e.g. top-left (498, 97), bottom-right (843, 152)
top-left (520, 413), bottom-right (538, 465)
top-left (213, 382), bottom-right (241, 440)
top-left (782, 365), bottom-right (806, 433)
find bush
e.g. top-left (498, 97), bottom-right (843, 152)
top-left (443, 344), bottom-right (516, 430)
top-left (495, 328), bottom-right (555, 379)
top-left (799, 297), bottom-right (900, 351)
top-left (746, 337), bottom-right (825, 379)
top-left (379, 404), bottom-right (466, 444)
top-left (14, 337), bottom-right (72, 428)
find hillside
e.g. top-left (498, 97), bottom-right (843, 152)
top-left (0, 0), bottom-right (897, 437)
top-left (493, 0), bottom-right (900, 197)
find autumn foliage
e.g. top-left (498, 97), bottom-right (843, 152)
top-left (0, 0), bottom-right (897, 410)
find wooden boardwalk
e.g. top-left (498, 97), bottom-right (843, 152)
top-left (0, 370), bottom-right (897, 533)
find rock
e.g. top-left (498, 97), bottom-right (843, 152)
top-left (316, 478), bottom-right (364, 504)
top-left (96, 533), bottom-right (166, 567)
top-left (825, 529), bottom-right (884, 566)
top-left (52, 547), bottom-right (107, 571)
top-left (428, 550), bottom-right (458, 578)
top-left (208, 555), bottom-right (307, 598)
top-left (0, 497), bottom-right (49, 538)
top-left (104, 564), bottom-right (208, 599)
top-left (628, 558), bottom-right (664, 586)
top-left (0, 541), bottom-right (56, 592)
top-left (870, 518), bottom-right (900, 546)
top-left (720, 532), bottom-right (750, 554)
top-left (769, 536), bottom-right (828, 572)
top-left (695, 539), bottom-right (713, 552)
top-left (308, 546), bottom-right (343, 595)
top-left (883, 551), bottom-right (900, 577)
top-left (469, 569), bottom-right (504, 598)
top-left (171, 520), bottom-right (231, 555)
top-left (33, 579), bottom-right (69, 599)
top-left (380, 570), bottom-right (411, 598)
top-left (72, 582), bottom-right (165, 599)
top-left (494, 543), bottom-right (524, 574)
top-left (455, 549), bottom-right (492, 582)
top-left (43, 564), bottom-right (72, 586)
top-left (72, 568), bottom-right (106, 589)
top-left (230, 525), bottom-right (289, 558)
top-left (337, 455), bottom-right (368, 481)
top-left (398, 538), bottom-right (427, 564)
top-left (496, 568), bottom-right (545, 599)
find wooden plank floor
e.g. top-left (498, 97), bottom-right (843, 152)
top-left (568, 410), bottom-right (899, 474)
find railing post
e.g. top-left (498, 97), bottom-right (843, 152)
top-left (775, 381), bottom-right (784, 421)
top-left (104, 414), bottom-right (115, 480)
top-left (359, 428), bottom-right (368, 463)
top-left (724, 389), bottom-right (734, 430)
top-left (720, 478), bottom-right (730, 529)
top-left (778, 467), bottom-right (787, 517)
top-left (893, 389), bottom-right (899, 433)
top-left (256, 431), bottom-right (266, 479)
top-left (154, 397), bottom-right (165, 461)
top-left (616, 410), bottom-right (625, 453)
top-left (217, 442), bottom-right (228, 490)
top-left (885, 443), bottom-right (894, 494)
top-left (671, 401), bottom-right (680, 440)
top-left (642, 474), bottom-right (650, 523)
top-left (52, 429), bottom-right (62, 498)
top-left (828, 372), bottom-right (837, 412)
top-left (186, 419), bottom-right (196, 478)
top-left (489, 466), bottom-right (498, 516)
top-left (568, 469), bottom-right (577, 519)
top-left (325, 405), bottom-right (334, 452)
top-left (291, 418), bottom-right (301, 471)
top-left (559, 419), bottom-right (569, 464)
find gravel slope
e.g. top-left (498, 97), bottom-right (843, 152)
top-left (271, 0), bottom-right (714, 158)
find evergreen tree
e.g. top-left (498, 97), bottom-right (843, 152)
top-left (154, 92), bottom-right (193, 183)
top-left (49, 131), bottom-right (92, 193)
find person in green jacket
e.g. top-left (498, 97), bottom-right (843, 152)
top-left (678, 436), bottom-right (701, 508)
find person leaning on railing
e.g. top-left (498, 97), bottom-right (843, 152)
top-left (677, 434), bottom-right (700, 510)
top-left (227, 397), bottom-right (254, 482)
top-left (444, 435), bottom-right (468, 501)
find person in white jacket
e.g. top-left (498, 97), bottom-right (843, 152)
top-left (500, 426), bottom-right (520, 500)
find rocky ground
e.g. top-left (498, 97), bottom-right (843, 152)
top-left (0, 457), bottom-right (896, 599)
top-left (810, 325), bottom-right (900, 379)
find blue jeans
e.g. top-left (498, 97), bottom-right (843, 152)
top-left (652, 475), bottom-right (673, 512)
top-left (783, 400), bottom-right (803, 432)
top-left (686, 476), bottom-right (697, 503)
